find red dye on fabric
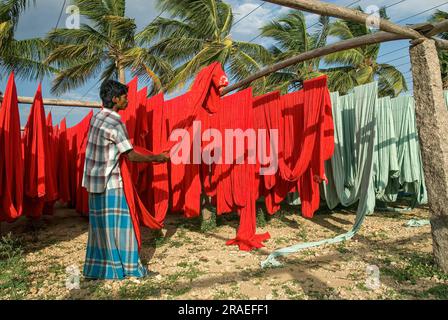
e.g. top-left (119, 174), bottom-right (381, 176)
top-left (0, 73), bottom-right (23, 222)
top-left (262, 75), bottom-right (334, 218)
top-left (206, 88), bottom-right (270, 251)
top-left (57, 118), bottom-right (71, 204)
top-left (66, 111), bottom-right (92, 215)
top-left (22, 84), bottom-right (58, 218)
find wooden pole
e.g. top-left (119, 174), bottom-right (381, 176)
top-left (0, 95), bottom-right (102, 108)
top-left (410, 39), bottom-right (448, 272)
top-left (262, 0), bottom-right (423, 39)
top-left (222, 31), bottom-right (408, 95)
top-left (222, 19), bottom-right (448, 95)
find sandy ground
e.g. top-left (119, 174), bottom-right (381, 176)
top-left (0, 201), bottom-right (447, 300)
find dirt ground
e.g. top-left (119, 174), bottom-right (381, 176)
top-left (0, 201), bottom-right (447, 300)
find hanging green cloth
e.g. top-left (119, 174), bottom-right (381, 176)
top-left (384, 96), bottom-right (427, 207)
top-left (261, 82), bottom-right (378, 268)
top-left (373, 96), bottom-right (400, 203)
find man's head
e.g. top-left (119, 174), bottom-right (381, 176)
top-left (100, 80), bottom-right (128, 110)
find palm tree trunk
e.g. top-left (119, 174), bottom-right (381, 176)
top-left (118, 63), bottom-right (126, 84)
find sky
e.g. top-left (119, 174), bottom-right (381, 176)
top-left (1, 0), bottom-right (447, 127)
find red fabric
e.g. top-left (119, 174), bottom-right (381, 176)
top-left (66, 111), bottom-right (92, 215)
top-left (57, 118), bottom-right (71, 203)
top-left (144, 62), bottom-right (227, 224)
top-left (43, 112), bottom-right (59, 215)
top-left (189, 62), bottom-right (228, 114)
top-left (252, 91), bottom-right (281, 200)
top-left (120, 77), bottom-right (138, 143)
top-left (120, 63), bottom-right (228, 250)
top-left (0, 73), bottom-right (23, 222)
top-left (135, 87), bottom-right (149, 147)
top-left (23, 84), bottom-right (58, 218)
top-left (261, 75), bottom-right (334, 218)
top-left (137, 93), bottom-right (162, 207)
top-left (120, 146), bottom-right (163, 251)
top-left (147, 93), bottom-right (169, 223)
top-left (207, 88), bottom-right (270, 251)
top-left (165, 94), bottom-right (202, 218)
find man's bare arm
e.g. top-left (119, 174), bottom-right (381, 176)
top-left (125, 149), bottom-right (169, 163)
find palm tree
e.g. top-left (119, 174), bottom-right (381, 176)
top-left (0, 0), bottom-right (54, 82)
top-left (137, 0), bottom-right (272, 94)
top-left (259, 11), bottom-right (330, 94)
top-left (46, 0), bottom-right (173, 95)
top-left (430, 10), bottom-right (448, 89)
top-left (322, 7), bottom-right (407, 97)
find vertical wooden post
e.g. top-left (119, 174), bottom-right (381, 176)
top-left (410, 39), bottom-right (448, 272)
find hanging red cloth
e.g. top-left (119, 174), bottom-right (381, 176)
top-left (261, 75), bottom-right (334, 218)
top-left (42, 112), bottom-right (59, 215)
top-left (297, 76), bottom-right (334, 217)
top-left (134, 87), bottom-right (149, 147)
top-left (66, 111), bottom-right (92, 214)
top-left (122, 63), bottom-right (228, 250)
top-left (0, 73), bottom-right (23, 222)
top-left (57, 118), bottom-right (71, 204)
top-left (75, 112), bottom-right (92, 215)
top-left (120, 146), bottom-right (163, 251)
top-left (120, 77), bottom-right (138, 142)
top-left (147, 62), bottom-right (227, 224)
top-left (252, 91), bottom-right (282, 200)
top-left (146, 93), bottom-right (169, 221)
top-left (136, 93), bottom-right (162, 207)
top-left (165, 94), bottom-right (202, 218)
top-left (207, 88), bottom-right (270, 251)
top-left (189, 62), bottom-right (229, 114)
top-left (22, 84), bottom-right (52, 218)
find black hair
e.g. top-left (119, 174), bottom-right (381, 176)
top-left (100, 80), bottom-right (128, 109)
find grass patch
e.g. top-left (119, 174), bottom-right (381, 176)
top-left (282, 284), bottom-right (305, 299)
top-left (118, 281), bottom-right (161, 299)
top-left (212, 284), bottom-right (248, 300)
top-left (170, 286), bottom-right (192, 297)
top-left (296, 228), bottom-right (308, 241)
top-left (0, 233), bottom-right (30, 299)
top-left (425, 284), bottom-right (448, 299)
top-left (274, 237), bottom-right (290, 245)
top-left (200, 204), bottom-right (217, 232)
top-left (336, 242), bottom-right (349, 254)
top-left (381, 253), bottom-right (448, 285)
top-left (256, 209), bottom-right (267, 228)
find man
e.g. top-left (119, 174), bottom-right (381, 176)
top-left (81, 80), bottom-right (169, 280)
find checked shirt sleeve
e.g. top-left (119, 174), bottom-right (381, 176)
top-left (112, 122), bottom-right (133, 154)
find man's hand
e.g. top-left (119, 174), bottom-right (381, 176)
top-left (126, 150), bottom-right (169, 163)
top-left (152, 152), bottom-right (170, 163)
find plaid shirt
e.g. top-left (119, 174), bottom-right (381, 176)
top-left (82, 108), bottom-right (133, 193)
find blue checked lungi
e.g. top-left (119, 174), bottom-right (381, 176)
top-left (83, 188), bottom-right (148, 280)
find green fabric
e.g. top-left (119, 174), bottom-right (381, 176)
top-left (373, 96), bottom-right (400, 203)
top-left (386, 96), bottom-right (427, 206)
top-left (406, 219), bottom-right (430, 227)
top-left (261, 82), bottom-right (378, 268)
top-left (261, 83), bottom-right (429, 268)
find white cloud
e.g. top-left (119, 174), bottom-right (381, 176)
top-left (231, 2), bottom-right (273, 37)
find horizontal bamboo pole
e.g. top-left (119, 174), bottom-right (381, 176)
top-left (263, 0), bottom-right (423, 39)
top-left (0, 95), bottom-right (102, 108)
top-left (222, 31), bottom-right (408, 95)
